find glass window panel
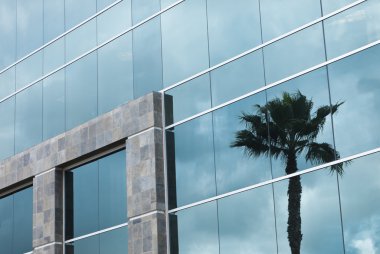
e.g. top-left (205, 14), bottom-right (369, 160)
top-left (98, 151), bottom-right (127, 229)
top-left (218, 185), bottom-right (277, 254)
top-left (274, 169), bottom-right (344, 254)
top-left (170, 202), bottom-right (219, 254)
top-left (0, 97), bottom-right (15, 160)
top-left (43, 0), bottom-right (64, 43)
top-left (43, 70), bottom-right (65, 140)
top-left (166, 114), bottom-right (216, 208)
top-left (97, 0), bottom-right (131, 45)
top-left (260, 0), bottom-right (322, 42)
top-left (98, 34), bottom-right (133, 114)
top-left (339, 152), bottom-right (380, 254)
top-left (133, 17), bottom-right (163, 98)
top-left (264, 23), bottom-right (325, 84)
top-left (266, 67), bottom-right (335, 178)
top-left (13, 187), bottom-right (33, 254)
top-left (322, 0), bottom-right (357, 15)
top-left (66, 161), bottom-right (99, 239)
top-left (207, 0), bottom-right (262, 65)
top-left (43, 38), bottom-right (65, 75)
top-left (329, 45), bottom-right (380, 157)
top-left (210, 50), bottom-right (265, 107)
top-left (97, 0), bottom-right (117, 11)
top-left (65, 0), bottom-right (96, 31)
top-left (15, 82), bottom-right (42, 153)
top-left (99, 226), bottom-right (128, 254)
top-left (65, 235), bottom-right (100, 254)
top-left (0, 67), bottom-right (15, 100)
top-left (16, 51), bottom-right (43, 90)
top-left (0, 195), bottom-right (13, 254)
top-left (66, 52), bottom-right (97, 130)
top-left (161, 0), bottom-right (209, 86)
top-left (65, 19), bottom-right (97, 63)
top-left (213, 91), bottom-right (271, 194)
top-left (324, 0), bottom-right (380, 59)
top-left (16, 0), bottom-right (43, 58)
top-left (165, 74), bottom-right (211, 126)
top-left (161, 0), bottom-right (177, 9)
top-left (0, 0), bottom-right (16, 70)
top-left (132, 0), bottom-right (160, 24)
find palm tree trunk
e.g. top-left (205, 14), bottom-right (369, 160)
top-left (286, 153), bottom-right (302, 254)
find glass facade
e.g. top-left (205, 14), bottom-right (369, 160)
top-left (0, 0), bottom-right (379, 253)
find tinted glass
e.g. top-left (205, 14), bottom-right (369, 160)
top-left (0, 97), bottom-right (15, 160)
top-left (66, 235), bottom-right (100, 254)
top-left (15, 51), bottom-right (43, 90)
top-left (161, 0), bottom-right (178, 9)
top-left (274, 169), bottom-right (344, 254)
top-left (207, 0), bottom-right (261, 65)
top-left (264, 23), bottom-right (325, 84)
top-left (43, 38), bottom-right (65, 75)
top-left (322, 0), bottom-right (357, 14)
top-left (213, 91), bottom-right (272, 194)
top-left (0, 195), bottom-right (13, 254)
top-left (324, 0), bottom-right (380, 59)
top-left (167, 114), bottom-right (216, 208)
top-left (133, 17), bottom-right (163, 98)
top-left (43, 0), bottom-right (64, 43)
top-left (218, 185), bottom-right (277, 253)
top-left (170, 202), bottom-right (219, 254)
top-left (65, 0), bottom-right (96, 30)
top-left (210, 50), bottom-right (265, 107)
top-left (132, 0), bottom-right (160, 24)
top-left (43, 70), bottom-right (65, 140)
top-left (16, 0), bottom-right (43, 58)
top-left (15, 82), bottom-right (42, 153)
top-left (99, 226), bottom-right (129, 254)
top-left (66, 52), bottom-right (97, 130)
top-left (329, 45), bottom-right (380, 157)
top-left (0, 0), bottom-right (16, 70)
top-left (260, 0), bottom-right (322, 41)
top-left (98, 34), bottom-right (133, 114)
top-left (65, 19), bottom-right (97, 63)
top-left (97, 0), bottom-right (117, 11)
top-left (161, 0), bottom-right (209, 86)
top-left (97, 0), bottom-right (131, 45)
top-left (0, 67), bottom-right (15, 100)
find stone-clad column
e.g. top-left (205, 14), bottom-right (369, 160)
top-left (33, 168), bottom-right (63, 254)
top-left (127, 128), bottom-right (166, 254)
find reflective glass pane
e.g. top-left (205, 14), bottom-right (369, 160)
top-left (218, 185), bottom-right (277, 253)
top-left (260, 0), bottom-right (321, 41)
top-left (43, 38), bottom-right (65, 75)
top-left (266, 67), bottom-right (335, 178)
top-left (15, 82), bottom-right (42, 153)
top-left (0, 67), bottom-right (15, 100)
top-left (0, 97), bottom-right (15, 160)
top-left (99, 151), bottom-right (127, 229)
top-left (166, 114), bottom-right (216, 208)
top-left (0, 0), bottom-right (16, 69)
top-left (16, 51), bottom-right (43, 90)
top-left (165, 74), bottom-right (211, 126)
top-left (339, 152), bottom-right (380, 254)
top-left (324, 1), bottom-right (380, 59)
top-left (170, 202), bottom-right (219, 254)
top-left (43, 70), bottom-right (65, 140)
top-left (132, 0), bottom-right (160, 24)
top-left (210, 50), bottom-right (265, 107)
top-left (213, 91), bottom-right (271, 194)
top-left (133, 17), bottom-right (163, 98)
top-left (329, 45), bottom-right (380, 157)
top-left (13, 187), bottom-right (33, 254)
top-left (43, 0), bottom-right (64, 43)
top-left (65, 0), bottom-right (96, 30)
top-left (322, 0), bottom-right (357, 14)
top-left (207, 0), bottom-right (261, 65)
top-left (66, 161), bottom-right (99, 239)
top-left (264, 23), bottom-right (325, 84)
top-left (99, 226), bottom-right (128, 254)
top-left (17, 0), bottom-right (43, 58)
top-left (97, 0), bottom-right (117, 11)
top-left (65, 19), bottom-right (97, 63)
top-left (98, 34), bottom-right (133, 114)
top-left (0, 195), bottom-right (13, 254)
top-left (161, 0), bottom-right (177, 9)
top-left (274, 169), bottom-right (344, 254)
top-left (97, 0), bottom-right (131, 45)
top-left (66, 52), bottom-right (97, 130)
top-left (66, 235), bottom-right (100, 254)
top-left (161, 0), bottom-right (209, 86)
